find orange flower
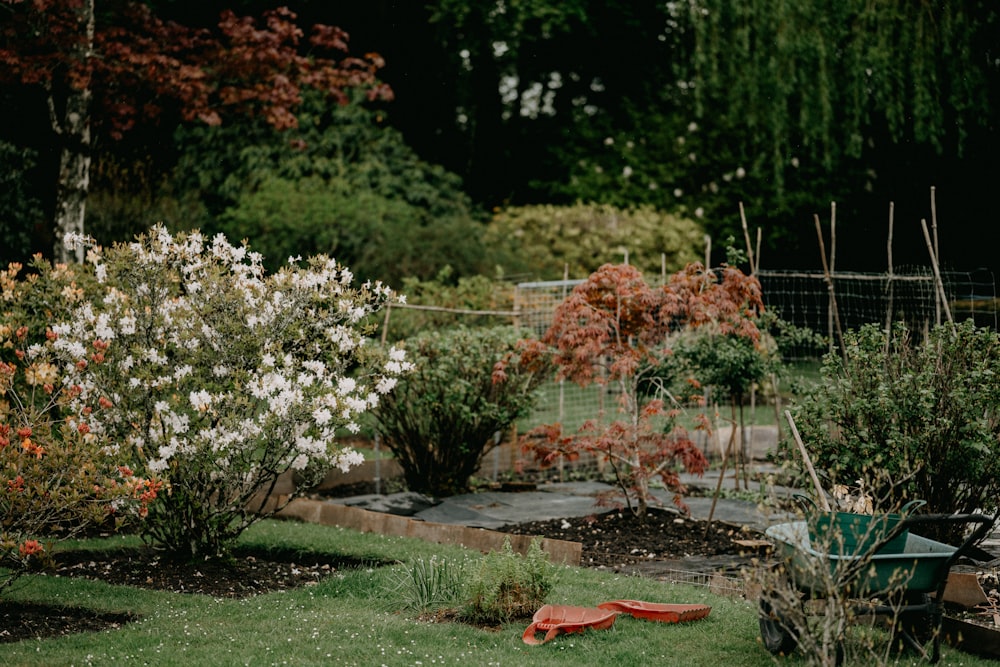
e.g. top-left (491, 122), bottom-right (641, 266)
top-left (18, 540), bottom-right (43, 557)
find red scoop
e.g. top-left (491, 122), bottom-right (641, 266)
top-left (522, 604), bottom-right (618, 645)
top-left (597, 599), bottom-right (712, 623)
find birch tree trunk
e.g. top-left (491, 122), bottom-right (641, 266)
top-left (51, 0), bottom-right (95, 264)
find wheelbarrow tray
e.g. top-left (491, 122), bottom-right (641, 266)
top-left (766, 521), bottom-right (956, 595)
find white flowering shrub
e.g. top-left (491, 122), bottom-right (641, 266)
top-left (58, 225), bottom-right (411, 559)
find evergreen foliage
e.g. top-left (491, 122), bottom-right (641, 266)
top-left (790, 320), bottom-right (1000, 543)
top-left (485, 203), bottom-right (704, 281)
top-left (172, 92), bottom-right (491, 284)
top-left (371, 325), bottom-right (548, 497)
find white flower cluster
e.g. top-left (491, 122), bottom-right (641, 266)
top-left (53, 225), bottom-right (412, 502)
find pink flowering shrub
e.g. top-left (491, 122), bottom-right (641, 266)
top-left (58, 226), bottom-right (410, 560)
top-left (1, 261), bottom-right (161, 592)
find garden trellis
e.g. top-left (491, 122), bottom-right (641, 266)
top-left (757, 266), bottom-right (999, 361)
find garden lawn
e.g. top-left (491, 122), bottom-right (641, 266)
top-left (0, 520), bottom-right (993, 667)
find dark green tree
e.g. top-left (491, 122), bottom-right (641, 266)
top-left (328, 1), bottom-right (1000, 272)
top-left (170, 91), bottom-right (491, 285)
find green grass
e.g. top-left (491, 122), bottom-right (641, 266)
top-left (1, 520), bottom-right (993, 666)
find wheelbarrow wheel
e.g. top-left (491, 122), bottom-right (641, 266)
top-left (891, 593), bottom-right (939, 658)
top-left (759, 597), bottom-right (798, 655)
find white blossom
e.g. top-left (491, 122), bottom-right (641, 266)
top-left (312, 407), bottom-right (333, 426)
top-left (376, 377), bottom-right (397, 394)
top-left (48, 223), bottom-right (399, 552)
top-left (189, 390), bottom-right (212, 411)
top-left (334, 449), bottom-right (364, 473)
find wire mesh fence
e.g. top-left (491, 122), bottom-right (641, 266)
top-left (382, 267), bottom-right (998, 461)
top-left (757, 266), bottom-right (999, 361)
top-left (510, 267), bottom-right (999, 437)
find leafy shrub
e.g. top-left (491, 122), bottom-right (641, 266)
top-left (789, 320), bottom-right (1000, 542)
top-left (461, 538), bottom-right (555, 626)
top-left (371, 325), bottom-right (547, 497)
top-left (54, 226), bottom-right (410, 560)
top-left (172, 91), bottom-right (496, 285)
top-left (484, 203), bottom-right (704, 281)
top-left (1, 260), bottom-right (159, 591)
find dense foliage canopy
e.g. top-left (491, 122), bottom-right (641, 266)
top-left (2, 1), bottom-right (997, 277)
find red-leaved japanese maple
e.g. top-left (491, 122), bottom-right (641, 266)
top-left (0, 1), bottom-right (390, 262)
top-left (516, 262), bottom-right (764, 517)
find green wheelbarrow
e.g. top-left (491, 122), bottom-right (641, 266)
top-left (759, 511), bottom-right (998, 663)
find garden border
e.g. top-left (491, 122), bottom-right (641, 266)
top-left (256, 493), bottom-right (582, 565)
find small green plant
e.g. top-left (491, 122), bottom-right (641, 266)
top-left (390, 555), bottom-right (468, 612)
top-left (460, 538), bottom-right (556, 626)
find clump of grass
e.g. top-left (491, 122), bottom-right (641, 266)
top-left (460, 537), bottom-right (556, 625)
top-left (390, 555), bottom-right (469, 612)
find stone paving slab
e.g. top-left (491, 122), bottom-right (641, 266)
top-left (326, 475), bottom-right (797, 532)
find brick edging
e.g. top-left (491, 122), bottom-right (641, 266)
top-left (259, 494), bottom-right (582, 566)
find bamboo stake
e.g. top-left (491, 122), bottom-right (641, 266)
top-left (814, 214), bottom-right (846, 360)
top-left (703, 423), bottom-right (736, 538)
top-left (785, 410), bottom-right (831, 511)
top-left (739, 202), bottom-right (755, 273)
top-left (884, 201), bottom-right (895, 353)
top-left (931, 186), bottom-right (941, 325)
top-left (830, 202), bottom-right (837, 276)
top-left (920, 218), bottom-right (955, 326)
top-left (731, 399), bottom-right (742, 491)
top-left (380, 302), bottom-right (392, 346)
top-left (828, 203), bottom-right (837, 354)
top-left (755, 227), bottom-right (762, 275)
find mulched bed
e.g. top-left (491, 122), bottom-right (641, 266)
top-left (503, 507), bottom-right (760, 569)
top-left (1, 544), bottom-right (391, 644)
